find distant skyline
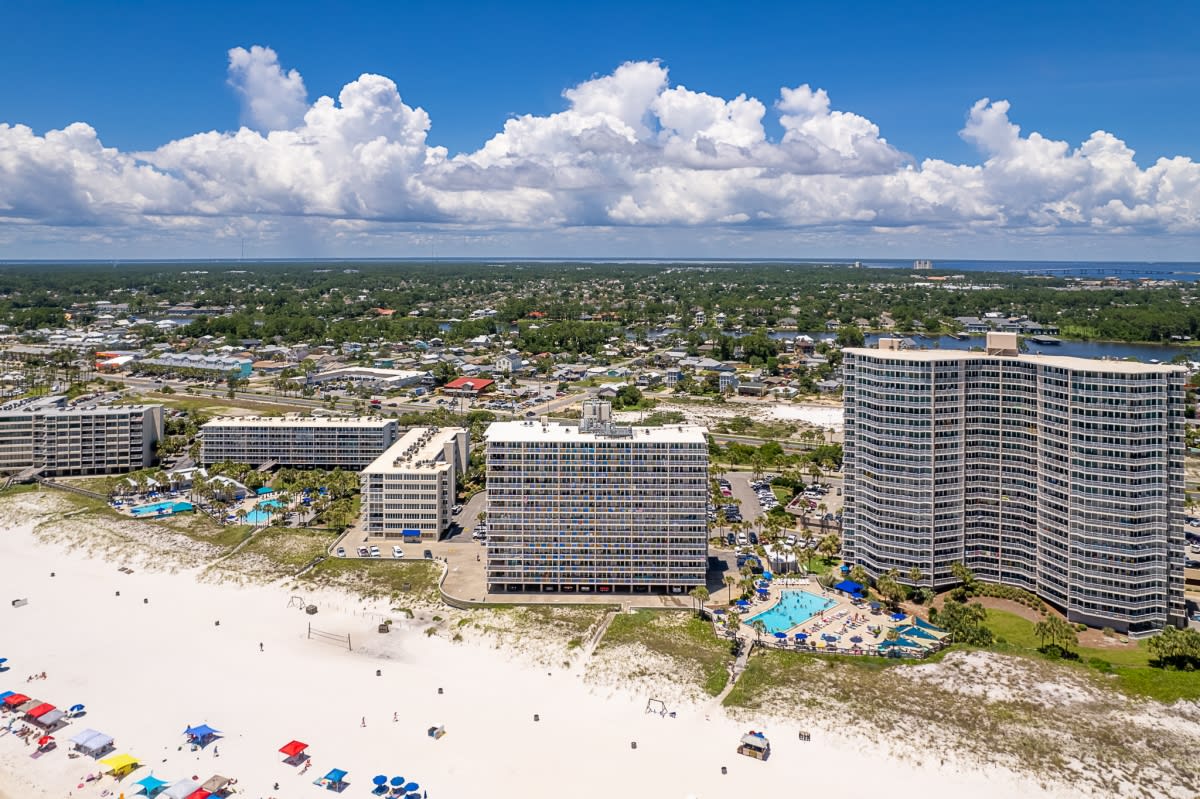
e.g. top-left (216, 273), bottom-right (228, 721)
top-left (1, 1), bottom-right (1198, 259)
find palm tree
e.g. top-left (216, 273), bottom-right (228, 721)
top-left (750, 619), bottom-right (767, 644)
top-left (235, 508), bottom-right (248, 527)
top-left (724, 575), bottom-right (736, 603)
top-left (688, 586), bottom-right (710, 617)
top-left (1034, 616), bottom-right (1077, 651)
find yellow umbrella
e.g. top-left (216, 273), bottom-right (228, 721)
top-left (100, 753), bottom-right (139, 775)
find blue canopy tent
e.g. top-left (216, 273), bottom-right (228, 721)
top-left (184, 724), bottom-right (221, 746)
top-left (318, 768), bottom-right (348, 792)
top-left (890, 612), bottom-right (908, 622)
top-left (133, 774), bottom-right (170, 797)
top-left (832, 580), bottom-right (865, 598)
top-left (0, 691), bottom-right (13, 701)
top-left (896, 625), bottom-right (939, 641)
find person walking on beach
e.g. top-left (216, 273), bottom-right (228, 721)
top-left (361, 717), bottom-right (366, 727)
top-left (392, 712), bottom-right (398, 722)
top-left (259, 642), bottom-right (264, 652)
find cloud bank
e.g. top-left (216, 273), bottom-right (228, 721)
top-left (0, 46), bottom-right (1196, 256)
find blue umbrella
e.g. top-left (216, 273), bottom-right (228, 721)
top-left (891, 612), bottom-right (907, 622)
top-left (762, 572), bottom-right (773, 580)
top-left (403, 782), bottom-right (419, 793)
top-left (390, 777), bottom-right (405, 787)
top-left (69, 704), bottom-right (84, 713)
top-left (850, 635), bottom-right (863, 643)
top-left (794, 632), bottom-right (808, 640)
top-left (0, 658), bottom-right (7, 664)
top-left (373, 775), bottom-right (388, 786)
top-left (735, 600), bottom-right (750, 607)
top-left (773, 632), bottom-right (786, 639)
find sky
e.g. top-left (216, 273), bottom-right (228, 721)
top-left (1, 0), bottom-right (1198, 261)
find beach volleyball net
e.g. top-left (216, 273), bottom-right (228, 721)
top-left (307, 623), bottom-right (352, 651)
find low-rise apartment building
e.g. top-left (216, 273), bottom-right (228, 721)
top-left (0, 396), bottom-right (162, 477)
top-left (199, 416), bottom-right (399, 469)
top-left (484, 400), bottom-right (709, 594)
top-left (360, 427), bottom-right (469, 541)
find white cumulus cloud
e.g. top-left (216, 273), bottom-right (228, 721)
top-left (0, 48), bottom-right (1197, 256)
top-left (227, 45), bottom-right (309, 132)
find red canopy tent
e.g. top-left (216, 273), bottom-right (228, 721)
top-left (279, 740), bottom-right (308, 758)
top-left (184, 790), bottom-right (211, 799)
top-left (37, 734), bottom-right (54, 748)
top-left (26, 702), bottom-right (55, 718)
top-left (3, 693), bottom-right (29, 707)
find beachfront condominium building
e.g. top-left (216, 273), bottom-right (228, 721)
top-left (359, 427), bottom-right (469, 541)
top-left (0, 396), bottom-right (163, 477)
top-left (199, 416), bottom-right (399, 469)
top-left (842, 333), bottom-right (1186, 635)
top-left (484, 400), bottom-right (709, 594)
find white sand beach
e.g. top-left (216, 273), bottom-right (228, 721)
top-left (0, 510), bottom-right (1064, 799)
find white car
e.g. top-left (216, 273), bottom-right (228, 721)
top-left (369, 545), bottom-right (381, 558)
top-left (392, 546), bottom-right (404, 559)
top-left (785, 535), bottom-right (798, 547)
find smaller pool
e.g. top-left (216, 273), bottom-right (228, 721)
top-left (131, 500), bottom-right (194, 517)
top-left (245, 499), bottom-right (285, 525)
top-left (746, 589), bottom-right (836, 636)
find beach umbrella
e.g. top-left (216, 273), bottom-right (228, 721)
top-left (891, 612), bottom-right (907, 622)
top-left (374, 776), bottom-right (388, 786)
top-left (850, 635), bottom-right (863, 643)
top-left (794, 632), bottom-right (807, 640)
top-left (390, 777), bottom-right (405, 787)
top-left (37, 734), bottom-right (54, 747)
top-left (735, 600), bottom-right (750, 607)
top-left (403, 782), bottom-right (419, 793)
top-left (762, 572), bottom-right (773, 580)
top-left (0, 657), bottom-right (7, 664)
top-left (773, 632), bottom-right (786, 639)
top-left (70, 703), bottom-right (85, 714)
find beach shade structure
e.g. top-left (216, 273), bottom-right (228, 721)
top-left (279, 739), bottom-right (309, 764)
top-left (372, 775), bottom-right (389, 795)
top-left (890, 612), bottom-right (908, 622)
top-left (184, 724), bottom-right (221, 746)
top-left (317, 768), bottom-right (349, 792)
top-left (914, 616), bottom-right (946, 633)
top-left (37, 734), bottom-right (54, 748)
top-left (762, 572), bottom-right (773, 581)
top-left (199, 775), bottom-right (230, 793)
top-left (389, 777), bottom-right (405, 790)
top-left (70, 729), bottom-right (115, 757)
top-left (0, 657), bottom-right (7, 669)
top-left (773, 632), bottom-right (787, 640)
top-left (35, 708), bottom-right (66, 728)
top-left (100, 753), bottom-right (141, 776)
top-left (69, 703), bottom-right (86, 716)
top-left (184, 788), bottom-right (212, 799)
top-left (850, 635), bottom-right (864, 644)
top-left (735, 599), bottom-right (750, 607)
top-left (132, 775), bottom-right (170, 797)
top-left (3, 692), bottom-right (29, 707)
top-left (25, 702), bottom-right (55, 719)
top-left (16, 698), bottom-right (41, 713)
top-left (159, 779), bottom-right (202, 799)
top-left (794, 632), bottom-right (808, 640)
top-left (403, 782), bottom-right (419, 793)
top-left (833, 579), bottom-right (865, 598)
top-left (0, 691), bottom-right (12, 701)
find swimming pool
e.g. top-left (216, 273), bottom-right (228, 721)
top-left (245, 499), bottom-right (285, 525)
top-left (746, 590), bottom-right (836, 635)
top-left (130, 500), bottom-right (194, 517)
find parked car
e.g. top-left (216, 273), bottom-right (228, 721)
top-left (357, 546), bottom-right (369, 557)
top-left (423, 549), bottom-right (434, 559)
top-left (369, 545), bottom-right (381, 558)
top-left (336, 546), bottom-right (346, 557)
top-left (392, 546), bottom-right (404, 559)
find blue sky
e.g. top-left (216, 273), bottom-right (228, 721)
top-left (1, 0), bottom-right (1198, 259)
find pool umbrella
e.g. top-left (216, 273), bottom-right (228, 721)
top-left (735, 600), bottom-right (750, 607)
top-left (850, 635), bottom-right (863, 643)
top-left (403, 782), bottom-right (419, 793)
top-left (0, 657), bottom-right (7, 664)
top-left (891, 612), bottom-right (907, 622)
top-left (390, 777), bottom-right (405, 787)
top-left (869, 602), bottom-right (881, 610)
top-left (762, 572), bottom-right (773, 580)
top-left (773, 632), bottom-right (786, 640)
top-left (373, 776), bottom-right (388, 786)
top-left (794, 632), bottom-right (807, 640)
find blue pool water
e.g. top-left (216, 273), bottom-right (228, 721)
top-left (747, 590), bottom-right (836, 635)
top-left (245, 499), bottom-right (284, 525)
top-left (131, 500), bottom-right (194, 517)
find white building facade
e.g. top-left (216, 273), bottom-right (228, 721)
top-left (843, 334), bottom-right (1186, 635)
top-left (484, 400), bottom-right (709, 594)
top-left (0, 396), bottom-right (163, 477)
top-left (360, 427), bottom-right (469, 541)
top-left (199, 416), bottom-right (399, 469)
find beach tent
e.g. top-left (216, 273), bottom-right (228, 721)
top-left (35, 708), bottom-right (66, 727)
top-left (3, 693), bottom-right (29, 707)
top-left (279, 740), bottom-right (308, 763)
top-left (184, 724), bottom-right (220, 743)
top-left (25, 702), bottom-right (54, 719)
top-left (200, 775), bottom-right (230, 793)
top-left (71, 729), bottom-right (115, 757)
top-left (159, 779), bottom-right (202, 799)
top-left (320, 768), bottom-right (349, 791)
top-left (132, 774), bottom-right (170, 797)
top-left (184, 789), bottom-right (211, 799)
top-left (100, 753), bottom-right (141, 776)
top-left (16, 698), bottom-right (41, 713)
top-left (0, 691), bottom-right (12, 702)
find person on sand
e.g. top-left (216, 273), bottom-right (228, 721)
top-left (361, 717), bottom-right (366, 727)
top-left (259, 642), bottom-right (264, 652)
top-left (393, 712), bottom-right (398, 722)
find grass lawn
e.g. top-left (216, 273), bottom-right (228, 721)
top-left (599, 610), bottom-right (732, 696)
top-left (983, 608), bottom-right (1199, 702)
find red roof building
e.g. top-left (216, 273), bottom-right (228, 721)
top-left (442, 377), bottom-right (496, 397)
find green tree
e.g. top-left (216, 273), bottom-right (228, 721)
top-left (938, 600), bottom-right (993, 646)
top-left (688, 585), bottom-right (710, 617)
top-left (1147, 627), bottom-right (1200, 670)
top-left (750, 619), bottom-right (767, 643)
top-left (835, 325), bottom-right (865, 347)
top-left (1034, 616), bottom-right (1077, 652)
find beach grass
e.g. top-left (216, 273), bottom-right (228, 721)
top-left (721, 646), bottom-right (1200, 797)
top-left (208, 527), bottom-right (338, 581)
top-left (300, 557), bottom-right (441, 601)
top-left (598, 610), bottom-right (732, 695)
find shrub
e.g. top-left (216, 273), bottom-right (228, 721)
top-left (1101, 626), bottom-right (1115, 637)
top-left (1087, 657), bottom-right (1113, 673)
